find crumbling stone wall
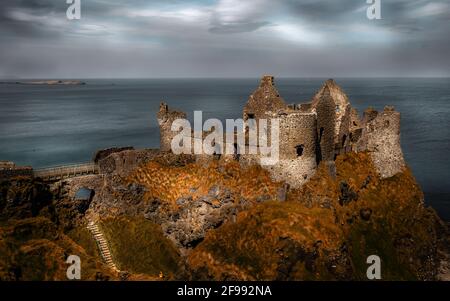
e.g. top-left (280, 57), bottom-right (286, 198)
top-left (362, 106), bottom-right (405, 178)
top-left (157, 102), bottom-right (187, 152)
top-left (154, 75), bottom-right (406, 189)
top-left (93, 147), bottom-right (134, 163)
top-left (313, 87), bottom-right (336, 162)
top-left (98, 149), bottom-right (160, 176)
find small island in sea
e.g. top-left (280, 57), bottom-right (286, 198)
top-left (0, 80), bottom-right (86, 85)
top-left (0, 76), bottom-right (449, 281)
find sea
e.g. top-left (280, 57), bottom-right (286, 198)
top-left (0, 78), bottom-right (449, 220)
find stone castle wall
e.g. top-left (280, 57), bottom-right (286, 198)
top-left (261, 111), bottom-right (317, 188)
top-left (156, 75), bottom-right (407, 188)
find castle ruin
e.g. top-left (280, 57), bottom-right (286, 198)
top-left (157, 75), bottom-right (406, 188)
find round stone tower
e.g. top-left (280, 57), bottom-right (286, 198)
top-left (262, 110), bottom-right (318, 188)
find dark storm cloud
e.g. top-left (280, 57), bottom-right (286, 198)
top-left (0, 0), bottom-right (449, 78)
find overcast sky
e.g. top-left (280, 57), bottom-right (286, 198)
top-left (0, 0), bottom-right (449, 78)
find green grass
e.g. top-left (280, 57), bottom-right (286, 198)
top-left (99, 216), bottom-right (181, 277)
top-left (66, 226), bottom-right (101, 260)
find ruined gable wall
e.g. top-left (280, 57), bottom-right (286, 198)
top-left (312, 79), bottom-right (350, 145)
top-left (243, 75), bottom-right (287, 121)
top-left (336, 104), bottom-right (352, 155)
top-left (314, 90), bottom-right (336, 162)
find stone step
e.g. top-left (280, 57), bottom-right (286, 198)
top-left (86, 220), bottom-right (120, 272)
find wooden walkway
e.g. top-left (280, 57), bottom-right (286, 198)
top-left (33, 163), bottom-right (99, 180)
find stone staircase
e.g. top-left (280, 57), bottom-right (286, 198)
top-left (87, 221), bottom-right (119, 272)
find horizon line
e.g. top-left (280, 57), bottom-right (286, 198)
top-left (2, 76), bottom-right (450, 80)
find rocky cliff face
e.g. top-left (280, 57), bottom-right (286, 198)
top-left (0, 149), bottom-right (448, 281)
top-left (128, 159), bottom-right (284, 249)
top-left (0, 177), bottom-right (116, 280)
top-left (185, 152), bottom-right (443, 280)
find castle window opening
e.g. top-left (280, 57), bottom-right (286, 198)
top-left (384, 120), bottom-right (390, 127)
top-left (342, 134), bottom-right (347, 147)
top-left (336, 105), bottom-right (340, 113)
top-left (319, 127), bottom-right (324, 142)
top-left (295, 145), bottom-right (304, 157)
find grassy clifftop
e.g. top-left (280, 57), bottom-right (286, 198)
top-left (186, 152), bottom-right (440, 280)
top-left (0, 217), bottom-right (115, 280)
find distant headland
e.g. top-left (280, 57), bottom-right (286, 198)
top-left (0, 80), bottom-right (86, 85)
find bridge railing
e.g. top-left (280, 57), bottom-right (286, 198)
top-left (34, 162), bottom-right (99, 180)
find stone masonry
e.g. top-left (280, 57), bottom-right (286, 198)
top-left (157, 75), bottom-right (406, 188)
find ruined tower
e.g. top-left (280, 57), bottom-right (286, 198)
top-left (157, 102), bottom-right (187, 152)
top-left (357, 106), bottom-right (406, 178)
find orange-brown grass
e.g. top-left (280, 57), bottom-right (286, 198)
top-left (128, 160), bottom-right (283, 209)
top-left (188, 201), bottom-right (343, 280)
top-left (187, 152), bottom-right (439, 280)
top-left (0, 217), bottom-right (116, 280)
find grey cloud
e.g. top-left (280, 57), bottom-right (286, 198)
top-left (209, 21), bottom-right (271, 34)
top-left (0, 0), bottom-right (449, 78)
top-left (285, 0), bottom-right (361, 21)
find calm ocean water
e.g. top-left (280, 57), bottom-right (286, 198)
top-left (0, 78), bottom-right (449, 220)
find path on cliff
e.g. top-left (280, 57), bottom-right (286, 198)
top-left (87, 221), bottom-right (120, 272)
